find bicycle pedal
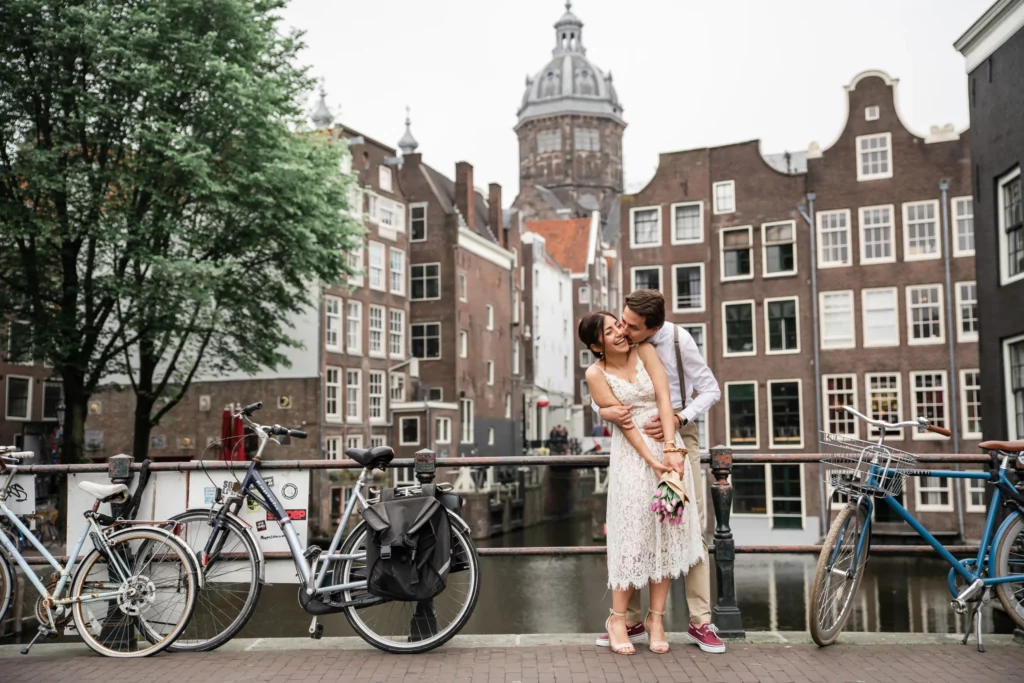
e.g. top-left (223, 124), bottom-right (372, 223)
top-left (310, 623), bottom-right (324, 640)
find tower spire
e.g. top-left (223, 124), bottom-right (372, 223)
top-left (398, 105), bottom-right (419, 155)
top-left (310, 78), bottom-right (334, 130)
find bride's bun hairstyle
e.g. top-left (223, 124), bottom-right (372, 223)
top-left (578, 311), bottom-right (617, 361)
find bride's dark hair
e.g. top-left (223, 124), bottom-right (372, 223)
top-left (578, 311), bottom-right (618, 361)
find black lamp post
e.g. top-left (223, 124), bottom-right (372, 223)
top-left (55, 401), bottom-right (66, 464)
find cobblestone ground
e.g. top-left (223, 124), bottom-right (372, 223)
top-left (2, 643), bottom-right (1023, 683)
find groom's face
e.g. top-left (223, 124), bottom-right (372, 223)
top-left (620, 306), bottom-right (657, 344)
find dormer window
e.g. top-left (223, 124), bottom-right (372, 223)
top-left (379, 166), bottom-right (393, 192)
top-left (856, 133), bottom-right (893, 181)
top-left (865, 106), bottom-right (880, 121)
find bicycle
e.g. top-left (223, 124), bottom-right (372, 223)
top-left (166, 401), bottom-right (480, 654)
top-left (809, 406), bottom-right (1024, 651)
top-left (0, 447), bottom-right (201, 657)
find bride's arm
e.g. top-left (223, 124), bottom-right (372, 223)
top-left (637, 343), bottom-right (685, 475)
top-left (585, 364), bottom-right (669, 475)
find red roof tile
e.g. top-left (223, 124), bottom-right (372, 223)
top-left (524, 217), bottom-right (592, 274)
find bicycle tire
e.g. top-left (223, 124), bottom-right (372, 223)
top-left (164, 508), bottom-right (263, 652)
top-left (993, 510), bottom-right (1024, 629)
top-left (0, 550), bottom-right (13, 625)
top-left (809, 502), bottom-right (870, 647)
top-left (337, 517), bottom-right (480, 654)
top-left (71, 527), bottom-right (198, 658)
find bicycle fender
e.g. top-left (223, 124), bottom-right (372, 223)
top-left (986, 509), bottom-right (1023, 579)
top-left (445, 509), bottom-right (471, 535)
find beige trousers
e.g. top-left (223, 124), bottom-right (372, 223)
top-left (622, 421), bottom-right (711, 626)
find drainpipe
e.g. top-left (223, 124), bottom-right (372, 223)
top-left (940, 180), bottom-right (966, 543)
top-left (797, 192), bottom-right (827, 538)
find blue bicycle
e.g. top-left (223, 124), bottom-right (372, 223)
top-left (810, 406), bottom-right (1024, 651)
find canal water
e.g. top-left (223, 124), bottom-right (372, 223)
top-left (2, 515), bottom-right (1018, 644)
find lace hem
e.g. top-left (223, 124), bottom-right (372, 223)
top-left (609, 554), bottom-right (706, 592)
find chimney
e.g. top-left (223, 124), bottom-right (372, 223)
top-left (488, 183), bottom-right (503, 247)
top-left (455, 161), bottom-right (474, 229)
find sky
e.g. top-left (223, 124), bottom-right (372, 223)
top-left (280, 0), bottom-right (991, 196)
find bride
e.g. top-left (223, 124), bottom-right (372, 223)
top-left (579, 311), bottom-right (703, 655)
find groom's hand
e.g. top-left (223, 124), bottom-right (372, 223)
top-left (643, 416), bottom-right (664, 441)
top-left (599, 405), bottom-right (634, 430)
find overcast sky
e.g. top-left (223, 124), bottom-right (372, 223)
top-left (281, 0), bottom-right (990, 196)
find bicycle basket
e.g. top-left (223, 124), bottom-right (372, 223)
top-left (819, 431), bottom-right (917, 498)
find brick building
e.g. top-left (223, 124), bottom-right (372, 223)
top-left (621, 70), bottom-right (983, 544)
top-left (0, 343), bottom-right (63, 462)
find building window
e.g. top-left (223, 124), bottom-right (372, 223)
top-left (411, 323), bottom-right (441, 360)
top-left (769, 380), bottom-right (803, 448)
top-left (713, 180), bottom-right (735, 214)
top-left (762, 221), bottom-right (796, 276)
top-left (513, 340), bottom-right (521, 375)
top-left (916, 476), bottom-right (953, 512)
top-left (865, 105), bottom-right (880, 121)
top-left (4, 376), bottom-right (31, 420)
top-left (6, 321), bottom-right (31, 364)
top-left (965, 478), bottom-right (987, 513)
top-left (910, 371), bottom-right (948, 440)
top-left (513, 289), bottom-right (520, 324)
top-left (368, 193), bottom-right (379, 225)
top-left (378, 197), bottom-right (406, 232)
top-left (399, 417), bottom-right (420, 446)
top-left (325, 437), bottom-right (340, 461)
top-left (672, 264), bottom-right (704, 312)
top-left (393, 461), bottom-right (415, 486)
top-left (505, 393), bottom-right (512, 419)
top-left (580, 379), bottom-right (591, 401)
top-left (1006, 335), bottom-right (1024, 439)
top-left (425, 387), bottom-right (443, 401)
top-left (537, 129), bottom-right (561, 153)
top-left (410, 263), bottom-right (440, 301)
top-left (346, 301), bottom-right (362, 354)
top-left (389, 309), bottom-right (405, 359)
top-left (578, 285), bottom-right (591, 304)
top-left (458, 273), bottom-right (467, 301)
top-left (368, 305), bottom-right (385, 357)
top-left (432, 417), bottom-right (451, 445)
top-left (862, 287), bottom-right (899, 347)
top-left (856, 132), bottom-right (893, 181)
top-left (410, 203), bottom-right (428, 242)
top-left (330, 486), bottom-right (352, 517)
top-left (765, 298), bottom-right (798, 354)
top-left (867, 373), bottom-right (902, 440)
top-left (999, 168), bottom-right (1023, 284)
top-left (817, 210), bottom-right (851, 267)
top-left (824, 375), bottom-right (858, 437)
top-left (630, 207), bottom-right (661, 248)
top-left (347, 246), bottom-right (363, 287)
top-left (486, 305), bottom-right (495, 331)
top-left (903, 201), bottom-right (941, 261)
top-left (720, 226), bottom-right (752, 280)
top-left (389, 249), bottom-right (405, 295)
top-left (907, 285), bottom-right (944, 345)
top-left (960, 369), bottom-right (982, 440)
top-left (671, 202), bottom-right (703, 244)
top-left (459, 330), bottom-right (468, 358)
top-left (390, 372), bottom-right (405, 403)
top-left (580, 349), bottom-right (594, 367)
top-left (325, 367), bottom-right (341, 421)
top-left (346, 370), bottom-right (362, 422)
top-left (859, 205), bottom-right (895, 264)
top-left (368, 371), bottom-right (385, 423)
top-left (726, 382), bottom-right (758, 449)
top-left (325, 296), bottom-right (342, 351)
top-left (820, 291), bottom-right (855, 349)
top-left (486, 360), bottom-right (495, 386)
top-left (723, 301), bottom-right (755, 356)
top-left (632, 266), bottom-right (661, 292)
top-left (952, 197), bottom-right (974, 256)
top-left (368, 242), bottom-right (385, 291)
top-left (379, 165), bottom-right (393, 192)
top-left (42, 382), bottom-right (63, 420)
top-left (346, 435), bottom-right (363, 451)
top-left (574, 128), bottom-right (600, 151)
top-left (460, 398), bottom-right (475, 443)
top-left (732, 465), bottom-right (767, 515)
top-left (955, 282), bottom-right (978, 343)
top-left (682, 324), bottom-right (706, 358)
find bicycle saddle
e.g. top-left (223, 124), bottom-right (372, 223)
top-left (979, 440), bottom-right (1024, 453)
top-left (78, 480), bottom-right (130, 503)
top-left (345, 445), bottom-right (395, 468)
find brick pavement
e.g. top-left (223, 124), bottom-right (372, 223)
top-left (2, 643), bottom-right (1023, 683)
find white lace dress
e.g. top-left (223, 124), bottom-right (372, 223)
top-left (600, 356), bottom-right (704, 591)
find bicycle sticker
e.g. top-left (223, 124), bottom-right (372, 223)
top-left (263, 476), bottom-right (275, 488)
top-left (268, 509), bottom-right (306, 521)
top-left (256, 520), bottom-right (267, 532)
top-left (281, 483), bottom-right (298, 500)
top-left (204, 486), bottom-right (217, 504)
top-left (247, 498), bottom-right (263, 513)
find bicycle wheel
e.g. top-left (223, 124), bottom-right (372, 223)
top-left (0, 551), bottom-right (13, 624)
top-left (164, 508), bottom-right (262, 652)
top-left (993, 510), bottom-right (1024, 629)
top-left (810, 502), bottom-right (871, 646)
top-left (335, 517), bottom-right (480, 654)
top-left (71, 528), bottom-right (198, 657)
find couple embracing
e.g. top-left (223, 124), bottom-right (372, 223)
top-left (579, 289), bottom-right (725, 656)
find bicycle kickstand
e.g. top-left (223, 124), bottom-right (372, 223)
top-left (961, 590), bottom-right (988, 653)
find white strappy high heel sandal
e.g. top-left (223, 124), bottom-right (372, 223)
top-left (604, 610), bottom-right (636, 655)
top-left (645, 609), bottom-right (670, 654)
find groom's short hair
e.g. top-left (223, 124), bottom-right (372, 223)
top-left (625, 289), bottom-right (665, 330)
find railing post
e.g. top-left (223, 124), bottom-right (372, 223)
top-left (710, 445), bottom-right (744, 638)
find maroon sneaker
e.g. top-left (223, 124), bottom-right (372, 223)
top-left (595, 620), bottom-right (646, 647)
top-left (686, 622), bottom-right (726, 653)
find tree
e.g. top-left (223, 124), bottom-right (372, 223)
top-left (0, 0), bottom-right (360, 462)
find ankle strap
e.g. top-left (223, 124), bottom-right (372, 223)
top-left (647, 609), bottom-right (665, 616)
top-left (609, 609), bottom-right (627, 617)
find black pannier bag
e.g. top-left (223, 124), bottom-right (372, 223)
top-left (361, 484), bottom-right (452, 602)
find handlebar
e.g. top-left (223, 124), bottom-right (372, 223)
top-left (0, 451), bottom-right (33, 472)
top-left (262, 425), bottom-right (308, 439)
top-left (240, 401), bottom-right (263, 416)
top-left (841, 405), bottom-right (948, 437)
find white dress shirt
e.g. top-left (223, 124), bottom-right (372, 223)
top-left (592, 323), bottom-right (721, 423)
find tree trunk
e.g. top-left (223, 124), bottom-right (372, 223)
top-left (131, 396), bottom-right (156, 461)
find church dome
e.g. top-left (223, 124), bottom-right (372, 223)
top-left (517, 2), bottom-right (623, 128)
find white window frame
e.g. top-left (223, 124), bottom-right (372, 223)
top-left (820, 290), bottom-right (856, 350)
top-left (951, 196), bottom-right (974, 257)
top-left (855, 132), bottom-right (893, 181)
top-left (902, 200), bottom-right (942, 262)
top-left (764, 296), bottom-right (800, 355)
top-left (816, 209), bottom-right (852, 268)
top-left (823, 374), bottom-right (859, 439)
top-left (670, 201), bottom-right (704, 245)
top-left (631, 265), bottom-right (662, 293)
top-left (368, 241), bottom-right (386, 291)
top-left (861, 287), bottom-right (900, 348)
top-left (487, 360), bottom-right (495, 386)
top-left (730, 463), bottom-right (807, 531)
top-left (960, 369), bottom-right (982, 441)
top-left (325, 436), bottom-right (341, 461)
top-left (41, 381), bottom-right (63, 420)
top-left (411, 322), bottom-right (442, 360)
top-left (767, 379), bottom-right (804, 449)
top-left (410, 262), bottom-right (441, 302)
top-left (505, 393), bottom-right (512, 419)
top-left (389, 309), bottom-right (405, 359)
top-left (579, 349), bottom-right (593, 368)
top-left (914, 476), bottom-right (954, 513)
top-left (858, 204), bottom-right (896, 265)
top-left (347, 245), bottom-right (364, 287)
top-left (1004, 333), bottom-right (1024, 440)
top-left (459, 330), bottom-right (468, 358)
top-left (458, 273), bottom-right (467, 301)
top-left (4, 375), bottom-right (32, 421)
top-left (629, 206), bottom-right (662, 249)
top-left (379, 165), bottom-right (393, 192)
top-left (435, 417), bottom-right (452, 444)
top-left (389, 248), bottom-right (405, 296)
top-left (460, 398), bottom-right (475, 443)
top-left (761, 220), bottom-right (798, 277)
top-left (580, 379), bottom-right (591, 401)
top-left (325, 296), bottom-right (342, 352)
top-left (906, 284), bottom-right (945, 346)
top-left (390, 372), bottom-right (406, 403)
top-left (724, 381), bottom-right (759, 450)
top-left (410, 202), bottom-right (428, 242)
top-left (998, 167), bottom-right (1024, 286)
top-left (346, 369), bottom-right (362, 424)
top-left (486, 305), bottom-right (494, 331)
top-left (671, 263), bottom-right (706, 314)
top-left (965, 477), bottom-right (987, 513)
top-left (713, 180), bottom-right (736, 215)
top-left (865, 106), bottom-right (880, 121)
top-left (722, 300), bottom-right (757, 358)
top-left (325, 366), bottom-right (342, 423)
top-left (682, 323), bottom-right (707, 359)
top-left (368, 305), bottom-right (386, 359)
top-left (866, 373), bottom-right (904, 442)
top-left (346, 301), bottom-right (362, 355)
top-left (955, 281), bottom-right (978, 343)
top-left (719, 226), bottom-right (754, 282)
top-left (6, 321), bottom-right (32, 365)
top-left (909, 370), bottom-right (949, 441)
top-left (346, 435), bottom-right (364, 451)
top-left (513, 339), bottom-right (521, 375)
top-left (399, 416), bottom-right (420, 446)
top-left (368, 370), bottom-right (386, 424)
top-left (578, 285), bottom-right (590, 304)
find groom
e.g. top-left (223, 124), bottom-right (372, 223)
top-left (593, 289), bottom-right (725, 653)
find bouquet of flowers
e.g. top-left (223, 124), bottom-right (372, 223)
top-left (651, 471), bottom-right (689, 526)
